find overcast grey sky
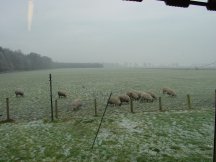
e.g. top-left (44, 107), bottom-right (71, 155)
top-left (0, 0), bottom-right (216, 66)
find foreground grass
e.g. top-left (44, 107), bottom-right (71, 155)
top-left (0, 109), bottom-right (214, 162)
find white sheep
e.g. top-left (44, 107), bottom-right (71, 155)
top-left (146, 91), bottom-right (157, 100)
top-left (162, 87), bottom-right (176, 96)
top-left (118, 94), bottom-right (130, 103)
top-left (15, 90), bottom-right (24, 97)
top-left (140, 92), bottom-right (153, 102)
top-left (126, 91), bottom-right (139, 100)
top-left (72, 99), bottom-right (82, 111)
top-left (58, 91), bottom-right (67, 98)
top-left (108, 96), bottom-right (121, 106)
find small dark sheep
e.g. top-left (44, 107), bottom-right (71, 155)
top-left (58, 91), bottom-right (67, 98)
top-left (118, 94), bottom-right (130, 103)
top-left (72, 99), bottom-right (82, 111)
top-left (146, 91), bottom-right (157, 100)
top-left (162, 87), bottom-right (176, 97)
top-left (126, 91), bottom-right (139, 100)
top-left (140, 92), bottom-right (153, 102)
top-left (108, 96), bottom-right (121, 106)
top-left (15, 90), bottom-right (24, 97)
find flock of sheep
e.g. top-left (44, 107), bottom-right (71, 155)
top-left (108, 87), bottom-right (176, 106)
top-left (15, 87), bottom-right (176, 110)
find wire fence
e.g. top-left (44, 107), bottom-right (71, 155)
top-left (0, 91), bottom-right (214, 123)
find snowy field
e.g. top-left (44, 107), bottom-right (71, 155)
top-left (0, 68), bottom-right (215, 161)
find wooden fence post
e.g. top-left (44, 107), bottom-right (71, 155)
top-left (94, 98), bottom-right (97, 116)
top-left (130, 99), bottom-right (134, 113)
top-left (187, 94), bottom-right (192, 109)
top-left (6, 98), bottom-right (10, 121)
top-left (49, 74), bottom-right (54, 121)
top-left (159, 97), bottom-right (162, 111)
top-left (55, 99), bottom-right (58, 119)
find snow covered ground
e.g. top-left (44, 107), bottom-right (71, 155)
top-left (0, 109), bottom-right (214, 162)
top-left (0, 69), bottom-right (215, 161)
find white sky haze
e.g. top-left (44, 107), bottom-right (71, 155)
top-left (0, 0), bottom-right (216, 66)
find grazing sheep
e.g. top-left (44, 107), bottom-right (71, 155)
top-left (146, 91), bottom-right (157, 100)
top-left (133, 90), bottom-right (142, 99)
top-left (140, 92), bottom-right (153, 102)
top-left (58, 91), bottom-right (67, 98)
top-left (72, 99), bottom-right (82, 111)
top-left (118, 94), bottom-right (130, 104)
top-left (126, 91), bottom-right (139, 100)
top-left (15, 90), bottom-right (24, 97)
top-left (162, 87), bottom-right (176, 96)
top-left (108, 96), bottom-right (121, 106)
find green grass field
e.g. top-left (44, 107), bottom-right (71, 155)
top-left (0, 68), bottom-right (215, 161)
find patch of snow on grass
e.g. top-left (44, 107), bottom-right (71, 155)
top-left (62, 145), bottom-right (71, 157)
top-left (118, 118), bottom-right (142, 133)
top-left (23, 120), bottom-right (52, 129)
top-left (97, 128), bottom-right (113, 145)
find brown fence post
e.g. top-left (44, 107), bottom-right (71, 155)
top-left (55, 99), bottom-right (58, 119)
top-left (6, 98), bottom-right (10, 121)
top-left (94, 98), bottom-right (97, 116)
top-left (187, 94), bottom-right (192, 109)
top-left (130, 99), bottom-right (134, 113)
top-left (159, 97), bottom-right (162, 111)
top-left (49, 74), bottom-right (54, 121)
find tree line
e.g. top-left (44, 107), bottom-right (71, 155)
top-left (0, 47), bottom-right (52, 72)
top-left (53, 62), bottom-right (103, 69)
top-left (0, 46), bottom-right (103, 72)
